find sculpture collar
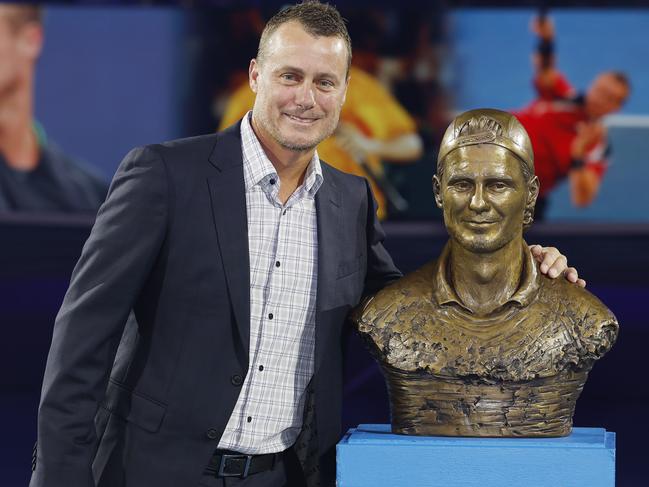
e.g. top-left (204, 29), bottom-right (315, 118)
top-left (432, 240), bottom-right (540, 314)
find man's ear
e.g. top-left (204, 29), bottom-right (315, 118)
top-left (249, 58), bottom-right (259, 94)
top-left (432, 175), bottom-right (443, 209)
top-left (341, 73), bottom-right (350, 105)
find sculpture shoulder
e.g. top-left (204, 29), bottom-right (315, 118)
top-left (538, 275), bottom-right (619, 358)
top-left (353, 261), bottom-right (436, 339)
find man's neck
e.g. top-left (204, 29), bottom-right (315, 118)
top-left (0, 83), bottom-right (39, 171)
top-left (449, 236), bottom-right (524, 316)
top-left (251, 114), bottom-right (314, 204)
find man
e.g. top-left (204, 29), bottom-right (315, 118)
top-left (31, 3), bottom-right (580, 487)
top-left (0, 4), bottom-right (107, 212)
top-left (514, 14), bottom-right (630, 219)
top-left (354, 109), bottom-right (617, 438)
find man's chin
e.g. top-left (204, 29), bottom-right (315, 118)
top-left (277, 132), bottom-right (327, 152)
top-left (279, 140), bottom-right (319, 152)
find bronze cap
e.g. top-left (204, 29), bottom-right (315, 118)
top-left (438, 108), bottom-right (534, 174)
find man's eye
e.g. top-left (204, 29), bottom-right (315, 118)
top-left (281, 74), bottom-right (297, 82)
top-left (490, 182), bottom-right (508, 191)
top-left (318, 79), bottom-right (334, 89)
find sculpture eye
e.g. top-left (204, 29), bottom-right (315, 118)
top-left (452, 180), bottom-right (471, 191)
top-left (490, 182), bottom-right (508, 192)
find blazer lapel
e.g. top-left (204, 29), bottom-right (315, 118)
top-left (206, 123), bottom-right (251, 360)
top-left (314, 166), bottom-right (342, 372)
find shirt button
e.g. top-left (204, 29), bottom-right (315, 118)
top-left (275, 261), bottom-right (280, 267)
top-left (206, 428), bottom-right (219, 440)
top-left (269, 178), bottom-right (276, 185)
top-left (247, 416), bottom-right (252, 423)
top-left (258, 365), bottom-right (264, 371)
top-left (283, 209), bottom-right (287, 215)
top-left (268, 313), bottom-right (273, 320)
top-left (231, 374), bottom-right (243, 386)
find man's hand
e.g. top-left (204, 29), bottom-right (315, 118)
top-left (571, 121), bottom-right (606, 159)
top-left (531, 15), bottom-right (555, 40)
top-left (335, 123), bottom-right (379, 161)
top-left (530, 244), bottom-right (586, 287)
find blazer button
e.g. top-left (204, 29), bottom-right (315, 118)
top-left (231, 374), bottom-right (243, 386)
top-left (206, 428), bottom-right (219, 440)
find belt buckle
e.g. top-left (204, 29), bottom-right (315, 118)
top-left (217, 453), bottom-right (252, 478)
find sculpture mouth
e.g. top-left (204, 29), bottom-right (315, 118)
top-left (465, 220), bottom-right (498, 226)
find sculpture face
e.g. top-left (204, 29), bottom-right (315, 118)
top-left (435, 145), bottom-right (535, 254)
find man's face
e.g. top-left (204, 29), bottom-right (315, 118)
top-left (434, 145), bottom-right (537, 254)
top-left (585, 73), bottom-right (628, 118)
top-left (249, 21), bottom-right (349, 152)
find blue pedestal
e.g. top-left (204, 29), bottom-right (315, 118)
top-left (337, 424), bottom-right (615, 487)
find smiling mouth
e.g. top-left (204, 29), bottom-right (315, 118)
top-left (285, 113), bottom-right (320, 124)
top-left (465, 220), bottom-right (498, 225)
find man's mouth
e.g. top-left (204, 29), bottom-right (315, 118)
top-left (285, 113), bottom-right (320, 124)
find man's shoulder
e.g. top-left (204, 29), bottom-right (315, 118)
top-left (131, 125), bottom-right (241, 173)
top-left (320, 158), bottom-right (366, 186)
top-left (147, 133), bottom-right (222, 160)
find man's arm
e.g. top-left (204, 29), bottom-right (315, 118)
top-left (568, 121), bottom-right (608, 206)
top-left (530, 15), bottom-right (576, 100)
top-left (31, 146), bottom-right (168, 487)
top-left (362, 178), bottom-right (402, 296)
top-left (335, 124), bottom-right (423, 163)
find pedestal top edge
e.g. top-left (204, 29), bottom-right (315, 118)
top-left (340, 424), bottom-right (613, 449)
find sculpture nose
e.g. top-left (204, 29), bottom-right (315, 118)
top-left (469, 184), bottom-right (489, 212)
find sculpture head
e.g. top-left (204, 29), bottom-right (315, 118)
top-left (433, 109), bottom-right (539, 254)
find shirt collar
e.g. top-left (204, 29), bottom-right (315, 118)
top-left (240, 111), bottom-right (323, 197)
top-left (432, 240), bottom-right (540, 313)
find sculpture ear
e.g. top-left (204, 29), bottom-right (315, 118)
top-left (523, 176), bottom-right (540, 228)
top-left (527, 176), bottom-right (539, 208)
top-left (432, 175), bottom-right (443, 209)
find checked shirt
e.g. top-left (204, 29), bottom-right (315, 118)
top-left (217, 112), bottom-right (323, 454)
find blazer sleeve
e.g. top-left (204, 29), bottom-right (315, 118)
top-left (362, 178), bottom-right (402, 296)
top-left (30, 146), bottom-right (169, 487)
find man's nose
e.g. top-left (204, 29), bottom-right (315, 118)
top-left (295, 82), bottom-right (316, 109)
top-left (469, 184), bottom-right (489, 212)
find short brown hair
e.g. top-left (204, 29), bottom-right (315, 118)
top-left (257, 1), bottom-right (352, 74)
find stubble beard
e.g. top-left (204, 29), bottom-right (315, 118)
top-left (257, 104), bottom-right (340, 153)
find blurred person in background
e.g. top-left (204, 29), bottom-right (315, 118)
top-left (514, 13), bottom-right (630, 219)
top-left (0, 4), bottom-right (107, 213)
top-left (219, 31), bottom-right (423, 220)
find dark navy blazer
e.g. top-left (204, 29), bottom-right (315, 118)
top-left (30, 122), bottom-right (401, 487)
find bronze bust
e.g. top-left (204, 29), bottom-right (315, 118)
top-left (353, 109), bottom-right (618, 437)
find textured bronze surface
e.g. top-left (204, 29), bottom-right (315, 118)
top-left (352, 108), bottom-right (619, 437)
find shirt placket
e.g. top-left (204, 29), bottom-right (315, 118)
top-left (245, 190), bottom-right (290, 443)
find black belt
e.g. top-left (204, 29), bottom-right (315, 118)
top-left (204, 449), bottom-right (281, 478)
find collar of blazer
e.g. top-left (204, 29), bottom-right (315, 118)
top-left (206, 120), bottom-right (344, 373)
